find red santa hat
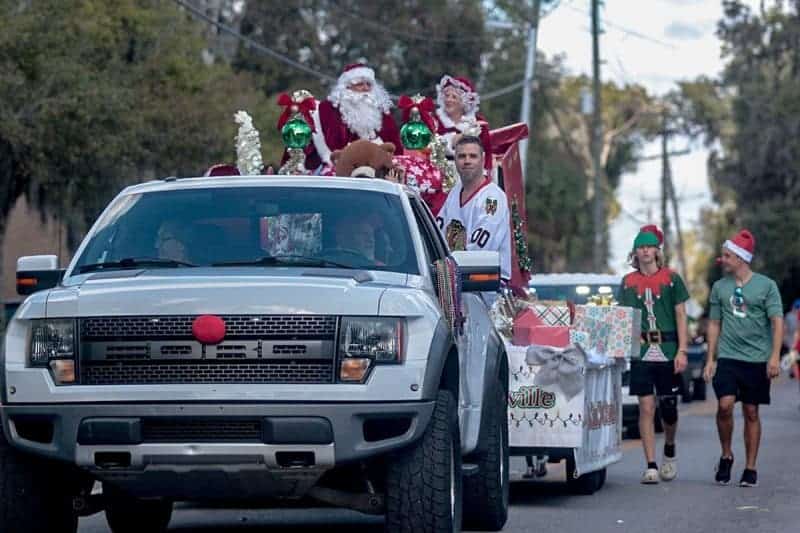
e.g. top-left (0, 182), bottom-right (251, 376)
top-left (436, 74), bottom-right (480, 115)
top-left (337, 63), bottom-right (376, 88)
top-left (723, 229), bottom-right (756, 263)
top-left (204, 164), bottom-right (240, 177)
top-left (639, 224), bottom-right (664, 247)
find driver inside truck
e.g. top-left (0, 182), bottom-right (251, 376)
top-left (333, 214), bottom-right (379, 263)
top-left (155, 220), bottom-right (193, 264)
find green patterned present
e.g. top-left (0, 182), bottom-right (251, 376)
top-left (572, 305), bottom-right (641, 359)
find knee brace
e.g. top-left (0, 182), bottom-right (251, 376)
top-left (658, 395), bottom-right (679, 425)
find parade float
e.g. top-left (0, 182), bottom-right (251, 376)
top-left (211, 91), bottom-right (641, 495)
top-left (483, 123), bottom-right (639, 494)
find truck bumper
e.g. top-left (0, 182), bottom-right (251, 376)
top-left (0, 401), bottom-right (434, 499)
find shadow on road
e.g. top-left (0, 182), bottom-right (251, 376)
top-left (509, 480), bottom-right (573, 506)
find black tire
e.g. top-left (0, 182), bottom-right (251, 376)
top-left (463, 376), bottom-right (509, 531)
top-left (693, 378), bottom-right (707, 401)
top-left (597, 467), bottom-right (607, 489)
top-left (386, 389), bottom-right (462, 533)
top-left (104, 485), bottom-right (173, 533)
top-left (0, 425), bottom-right (78, 533)
top-left (566, 457), bottom-right (602, 495)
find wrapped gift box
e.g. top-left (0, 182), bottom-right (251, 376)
top-left (511, 308), bottom-right (542, 346)
top-left (529, 325), bottom-right (570, 348)
top-left (531, 301), bottom-right (572, 326)
top-left (572, 305), bottom-right (641, 359)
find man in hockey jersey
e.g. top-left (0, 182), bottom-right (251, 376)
top-left (436, 136), bottom-right (511, 281)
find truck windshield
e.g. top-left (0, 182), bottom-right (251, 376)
top-left (72, 186), bottom-right (419, 275)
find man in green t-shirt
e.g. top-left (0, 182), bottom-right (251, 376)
top-left (704, 229), bottom-right (783, 488)
top-left (618, 225), bottom-right (689, 485)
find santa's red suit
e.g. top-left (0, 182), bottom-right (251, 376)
top-left (283, 64), bottom-right (402, 172)
top-left (314, 100), bottom-right (402, 163)
top-left (435, 75), bottom-right (493, 171)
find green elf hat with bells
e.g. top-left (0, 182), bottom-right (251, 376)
top-left (632, 224), bottom-right (664, 250)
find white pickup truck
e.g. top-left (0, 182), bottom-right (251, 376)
top-left (1, 176), bottom-right (509, 533)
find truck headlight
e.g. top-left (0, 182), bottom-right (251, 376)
top-left (29, 319), bottom-right (76, 384)
top-left (338, 317), bottom-right (404, 382)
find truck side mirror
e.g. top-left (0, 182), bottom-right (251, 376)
top-left (451, 251), bottom-right (501, 293)
top-left (16, 255), bottom-right (65, 295)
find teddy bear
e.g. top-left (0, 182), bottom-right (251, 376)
top-left (331, 139), bottom-right (400, 180)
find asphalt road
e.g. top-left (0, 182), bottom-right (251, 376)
top-left (79, 377), bottom-right (800, 533)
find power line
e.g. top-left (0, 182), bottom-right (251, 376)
top-left (563, 2), bottom-right (677, 50)
top-left (174, 0), bottom-right (555, 106)
top-left (329, 0), bottom-right (506, 44)
top-left (173, 0), bottom-right (337, 83)
top-left (484, 80), bottom-right (526, 100)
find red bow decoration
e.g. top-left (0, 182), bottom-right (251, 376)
top-left (398, 95), bottom-right (437, 133)
top-left (277, 92), bottom-right (317, 132)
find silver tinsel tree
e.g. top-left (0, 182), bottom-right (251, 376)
top-left (234, 110), bottom-right (263, 175)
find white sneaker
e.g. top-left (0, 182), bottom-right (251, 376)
top-left (660, 457), bottom-right (677, 481)
top-left (641, 468), bottom-right (659, 484)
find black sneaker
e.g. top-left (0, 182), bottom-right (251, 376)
top-left (715, 456), bottom-right (733, 485)
top-left (739, 469), bottom-right (758, 487)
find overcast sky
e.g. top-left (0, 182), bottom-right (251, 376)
top-left (535, 0), bottom-right (759, 274)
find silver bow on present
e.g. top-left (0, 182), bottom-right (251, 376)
top-left (525, 344), bottom-right (586, 400)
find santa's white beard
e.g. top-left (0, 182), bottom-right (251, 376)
top-left (336, 91), bottom-right (384, 140)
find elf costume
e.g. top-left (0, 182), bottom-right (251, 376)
top-left (617, 227), bottom-right (689, 362)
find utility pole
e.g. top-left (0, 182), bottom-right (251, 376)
top-left (667, 161), bottom-right (689, 281)
top-left (518, 0), bottom-right (542, 187)
top-left (660, 109), bottom-right (671, 264)
top-left (591, 0), bottom-right (604, 271)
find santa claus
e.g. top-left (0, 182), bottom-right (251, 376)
top-left (301, 63), bottom-right (402, 171)
top-left (435, 74), bottom-right (493, 171)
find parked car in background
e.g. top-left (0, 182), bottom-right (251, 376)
top-left (684, 319), bottom-right (708, 401)
top-left (528, 273), bottom-right (621, 305)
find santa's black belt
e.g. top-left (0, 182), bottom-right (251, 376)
top-left (641, 330), bottom-right (678, 344)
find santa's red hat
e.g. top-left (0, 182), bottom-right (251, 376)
top-left (436, 74), bottom-right (480, 115)
top-left (204, 164), bottom-right (240, 177)
top-left (337, 63), bottom-right (376, 88)
top-left (723, 229), bottom-right (756, 263)
top-left (639, 224), bottom-right (664, 246)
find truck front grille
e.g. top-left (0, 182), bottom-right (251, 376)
top-left (81, 315), bottom-right (337, 340)
top-left (78, 315), bottom-right (339, 385)
top-left (81, 360), bottom-right (334, 385)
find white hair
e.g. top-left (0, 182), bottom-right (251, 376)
top-left (328, 77), bottom-right (393, 140)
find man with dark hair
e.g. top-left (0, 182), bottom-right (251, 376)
top-left (617, 225), bottom-right (689, 484)
top-left (436, 136), bottom-right (510, 280)
top-left (704, 229), bottom-right (783, 487)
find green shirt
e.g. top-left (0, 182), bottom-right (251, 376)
top-left (618, 268), bottom-right (690, 361)
top-left (709, 273), bottom-right (783, 363)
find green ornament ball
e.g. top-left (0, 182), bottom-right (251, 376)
top-left (281, 116), bottom-right (312, 149)
top-left (400, 120), bottom-right (432, 150)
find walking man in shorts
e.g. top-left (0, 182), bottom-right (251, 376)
top-left (704, 229), bottom-right (783, 487)
top-left (618, 225), bottom-right (689, 484)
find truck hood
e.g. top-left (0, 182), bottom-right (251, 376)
top-left (47, 268), bottom-right (409, 317)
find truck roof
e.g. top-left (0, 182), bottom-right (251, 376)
top-left (122, 175), bottom-right (407, 196)
top-left (528, 273), bottom-right (623, 286)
